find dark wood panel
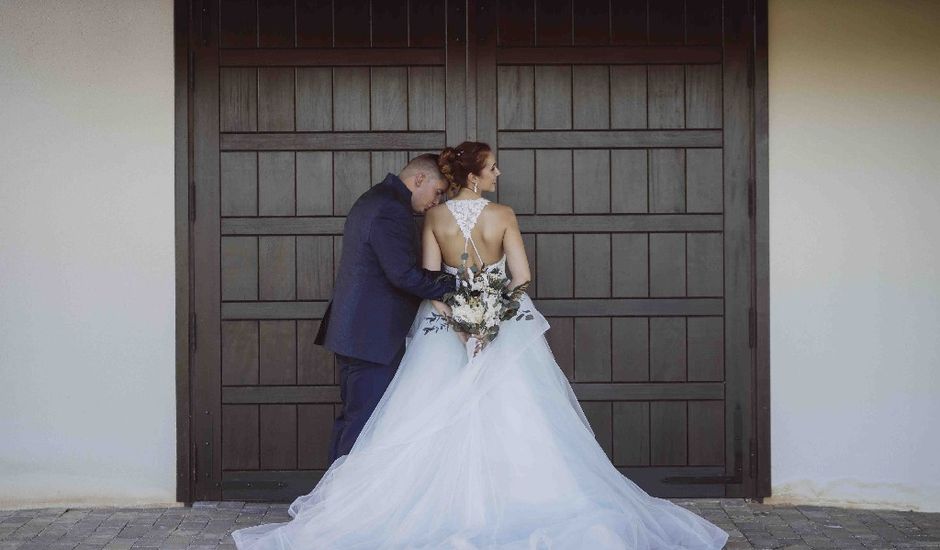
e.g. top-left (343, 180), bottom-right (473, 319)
top-left (498, 130), bottom-right (722, 149)
top-left (574, 318), bottom-right (611, 381)
top-left (220, 49), bottom-right (446, 66)
top-left (222, 405), bottom-right (259, 469)
top-left (258, 0), bottom-right (294, 48)
top-left (221, 321), bottom-right (259, 385)
top-left (222, 301), bottom-right (328, 319)
top-left (535, 298), bottom-right (722, 317)
top-left (223, 385), bottom-right (342, 404)
top-left (259, 320), bottom-right (296, 384)
top-left (572, 383), bottom-right (723, 401)
top-left (221, 132), bottom-right (445, 151)
top-left (497, 46), bottom-right (722, 65)
top-left (220, 214), bottom-right (724, 235)
top-left (260, 404), bottom-right (297, 469)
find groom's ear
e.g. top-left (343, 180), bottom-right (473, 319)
top-left (413, 171), bottom-right (426, 187)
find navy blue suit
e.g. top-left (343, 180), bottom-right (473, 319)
top-left (315, 173), bottom-right (455, 463)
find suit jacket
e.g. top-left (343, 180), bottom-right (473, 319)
top-left (314, 173), bottom-right (456, 365)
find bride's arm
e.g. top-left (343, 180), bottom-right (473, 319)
top-left (421, 210), bottom-right (453, 318)
top-left (502, 207), bottom-right (531, 290)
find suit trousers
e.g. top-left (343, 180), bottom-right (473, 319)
top-left (327, 344), bottom-right (406, 465)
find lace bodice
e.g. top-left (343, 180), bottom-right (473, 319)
top-left (441, 197), bottom-right (507, 276)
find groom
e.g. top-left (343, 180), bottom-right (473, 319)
top-left (315, 154), bottom-right (456, 464)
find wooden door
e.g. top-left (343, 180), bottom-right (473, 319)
top-left (472, 0), bottom-right (759, 498)
top-left (183, 0), bottom-right (765, 502)
top-left (188, 0), bottom-right (461, 501)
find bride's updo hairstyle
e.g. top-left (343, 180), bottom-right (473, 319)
top-left (437, 141), bottom-right (492, 195)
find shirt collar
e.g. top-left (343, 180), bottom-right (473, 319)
top-left (382, 172), bottom-right (412, 209)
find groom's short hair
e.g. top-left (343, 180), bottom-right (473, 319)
top-left (399, 153), bottom-right (443, 181)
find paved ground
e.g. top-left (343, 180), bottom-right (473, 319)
top-left (1, 499), bottom-right (938, 549)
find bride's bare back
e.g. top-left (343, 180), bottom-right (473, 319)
top-left (421, 198), bottom-right (531, 288)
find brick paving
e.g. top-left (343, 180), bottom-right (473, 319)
top-left (1, 499), bottom-right (938, 549)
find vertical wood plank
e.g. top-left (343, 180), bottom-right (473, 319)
top-left (536, 150), bottom-right (572, 213)
top-left (297, 0), bottom-right (332, 47)
top-left (298, 320), bottom-right (334, 384)
top-left (260, 404), bottom-right (297, 469)
top-left (611, 149), bottom-right (647, 212)
top-left (333, 0), bottom-right (370, 47)
top-left (649, 233), bottom-right (685, 296)
top-left (497, 0), bottom-right (535, 47)
top-left (296, 68), bottom-right (332, 131)
top-left (259, 236), bottom-right (296, 300)
top-left (536, 0), bottom-right (573, 45)
top-left (688, 317), bottom-right (724, 381)
top-left (573, 0), bottom-right (610, 46)
top-left (498, 149), bottom-right (535, 214)
top-left (258, 151), bottom-right (294, 216)
top-left (686, 65), bottom-right (722, 128)
top-left (648, 0), bottom-right (684, 45)
top-left (298, 404), bottom-right (334, 469)
top-left (685, 0), bottom-right (723, 45)
top-left (372, 0), bottom-right (408, 47)
top-left (535, 66), bottom-right (572, 129)
top-left (409, 67), bottom-right (446, 130)
top-left (612, 317), bottom-right (649, 381)
top-left (610, 0), bottom-right (647, 45)
top-left (687, 232), bottom-right (723, 296)
top-left (296, 151), bottom-right (332, 215)
top-left (333, 68), bottom-right (370, 131)
top-left (333, 152), bottom-right (371, 215)
top-left (650, 401), bottom-right (687, 465)
top-left (220, 0), bottom-right (257, 48)
top-left (573, 149), bottom-right (610, 213)
top-left (221, 321), bottom-right (259, 385)
top-left (650, 149), bottom-right (685, 213)
top-left (520, 233), bottom-right (538, 297)
top-left (370, 67), bottom-right (408, 131)
top-left (258, 0), bottom-right (294, 48)
top-left (221, 236), bottom-right (258, 301)
top-left (258, 68), bottom-right (294, 131)
top-left (297, 236), bottom-right (333, 300)
top-left (686, 148), bottom-right (723, 212)
top-left (371, 151), bottom-right (408, 183)
top-left (611, 233), bottom-right (648, 296)
top-left (410, 0), bottom-right (445, 47)
top-left (650, 317), bottom-right (686, 381)
top-left (498, 66), bottom-right (535, 129)
top-left (610, 66), bottom-right (647, 128)
top-left (574, 234), bottom-right (610, 297)
top-left (222, 405), bottom-right (258, 469)
top-left (259, 320), bottom-right (296, 384)
top-left (648, 65), bottom-right (685, 129)
top-left (575, 318), bottom-right (611, 381)
top-left (689, 401), bottom-right (724, 465)
top-left (220, 68), bottom-right (257, 132)
top-left (573, 66), bottom-right (610, 129)
top-left (537, 233), bottom-right (573, 297)
top-left (221, 152), bottom-right (257, 216)
top-left (613, 402), bottom-right (650, 465)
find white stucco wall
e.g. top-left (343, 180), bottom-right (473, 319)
top-left (0, 0), bottom-right (937, 512)
top-left (767, 0), bottom-right (940, 512)
top-left (0, 1), bottom-right (177, 507)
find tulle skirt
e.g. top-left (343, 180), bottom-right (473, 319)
top-left (232, 294), bottom-right (729, 549)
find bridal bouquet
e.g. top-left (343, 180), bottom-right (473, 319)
top-left (423, 254), bottom-right (532, 360)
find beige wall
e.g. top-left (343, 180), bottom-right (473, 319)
top-left (768, 0), bottom-right (940, 511)
top-left (0, 0), bottom-right (177, 507)
top-left (1, 0), bottom-right (938, 512)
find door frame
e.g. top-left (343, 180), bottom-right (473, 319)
top-left (173, 0), bottom-right (772, 504)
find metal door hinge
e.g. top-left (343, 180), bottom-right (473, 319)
top-left (749, 437), bottom-right (758, 478)
top-left (200, 0), bottom-right (209, 46)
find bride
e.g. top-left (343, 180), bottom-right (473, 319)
top-left (232, 142), bottom-right (730, 549)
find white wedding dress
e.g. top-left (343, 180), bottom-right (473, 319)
top-left (232, 198), bottom-right (729, 549)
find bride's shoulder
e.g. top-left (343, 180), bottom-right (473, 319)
top-left (482, 201), bottom-right (518, 224)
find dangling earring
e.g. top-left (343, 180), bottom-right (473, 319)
top-left (472, 182), bottom-right (479, 194)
